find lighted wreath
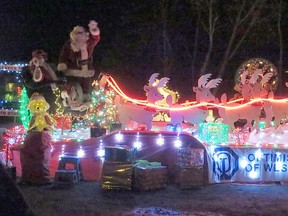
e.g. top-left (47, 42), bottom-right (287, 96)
top-left (234, 58), bottom-right (278, 92)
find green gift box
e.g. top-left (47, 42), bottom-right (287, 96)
top-left (198, 123), bottom-right (228, 145)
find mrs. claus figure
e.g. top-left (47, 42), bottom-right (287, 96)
top-left (57, 20), bottom-right (100, 102)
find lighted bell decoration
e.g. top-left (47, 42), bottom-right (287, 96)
top-left (198, 122), bottom-right (229, 145)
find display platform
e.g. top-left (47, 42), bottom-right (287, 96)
top-left (10, 129), bottom-right (288, 184)
top-left (12, 130), bottom-right (205, 181)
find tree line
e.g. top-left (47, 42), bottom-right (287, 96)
top-left (0, 0), bottom-right (287, 100)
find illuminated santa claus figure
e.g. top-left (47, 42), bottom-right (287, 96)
top-left (57, 20), bottom-right (100, 103)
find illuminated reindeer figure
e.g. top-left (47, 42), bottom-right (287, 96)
top-left (193, 74), bottom-right (222, 103)
top-left (239, 69), bottom-right (273, 101)
top-left (218, 94), bottom-right (262, 131)
top-left (219, 69), bottom-right (274, 131)
top-left (238, 70), bottom-right (253, 101)
top-left (115, 73), bottom-right (170, 130)
top-left (166, 74), bottom-right (221, 126)
top-left (166, 95), bottom-right (208, 126)
top-left (263, 90), bottom-right (288, 128)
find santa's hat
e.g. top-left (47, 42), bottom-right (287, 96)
top-left (28, 92), bottom-right (50, 109)
top-left (29, 92), bottom-right (47, 102)
top-left (32, 49), bottom-right (47, 60)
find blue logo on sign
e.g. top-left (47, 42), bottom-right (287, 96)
top-left (212, 147), bottom-right (239, 180)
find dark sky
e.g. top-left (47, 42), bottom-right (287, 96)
top-left (0, 0), bottom-right (105, 62)
top-left (1, 0), bottom-right (287, 99)
top-left (2, 1), bottom-right (286, 62)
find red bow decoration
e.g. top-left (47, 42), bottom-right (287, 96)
top-left (54, 115), bottom-right (72, 130)
top-left (144, 106), bottom-right (156, 112)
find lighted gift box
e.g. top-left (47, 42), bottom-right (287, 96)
top-left (233, 129), bottom-right (250, 145)
top-left (101, 161), bottom-right (133, 190)
top-left (175, 165), bottom-right (203, 189)
top-left (104, 146), bottom-right (135, 162)
top-left (132, 165), bottom-right (167, 191)
top-left (177, 148), bottom-right (204, 168)
top-left (198, 123), bottom-right (229, 145)
top-left (54, 115), bottom-right (72, 130)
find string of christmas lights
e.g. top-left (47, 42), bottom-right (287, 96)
top-left (2, 125), bottom-right (26, 166)
top-left (19, 87), bottom-right (31, 130)
top-left (88, 80), bottom-right (119, 130)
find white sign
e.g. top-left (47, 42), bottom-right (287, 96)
top-left (0, 109), bottom-right (18, 117)
top-left (206, 146), bottom-right (288, 183)
top-left (0, 64), bottom-right (23, 71)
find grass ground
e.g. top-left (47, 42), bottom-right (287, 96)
top-left (17, 181), bottom-right (288, 216)
top-left (2, 119), bottom-right (288, 216)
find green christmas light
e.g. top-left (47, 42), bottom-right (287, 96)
top-left (259, 120), bottom-right (265, 130)
top-left (19, 87), bottom-right (31, 130)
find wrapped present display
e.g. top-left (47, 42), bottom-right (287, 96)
top-left (101, 161), bottom-right (133, 190)
top-left (198, 122), bottom-right (229, 145)
top-left (104, 146), bottom-right (135, 162)
top-left (177, 148), bottom-right (204, 168)
top-left (132, 161), bottom-right (167, 191)
top-left (175, 165), bottom-right (203, 189)
top-left (54, 114), bottom-right (72, 130)
top-left (232, 128), bottom-right (250, 145)
top-left (90, 127), bottom-right (106, 137)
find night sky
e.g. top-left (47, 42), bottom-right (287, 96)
top-left (0, 0), bottom-right (106, 62)
top-left (1, 0), bottom-right (288, 100)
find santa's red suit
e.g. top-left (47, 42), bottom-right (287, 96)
top-left (58, 26), bottom-right (100, 95)
top-left (30, 63), bottom-right (58, 82)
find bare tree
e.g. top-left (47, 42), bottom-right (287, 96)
top-left (191, 14), bottom-right (199, 81)
top-left (188, 0), bottom-right (218, 75)
top-left (185, 4), bottom-right (199, 82)
top-left (218, 0), bottom-right (267, 76)
top-left (188, 0), bottom-right (274, 77)
top-left (275, 0), bottom-right (284, 91)
top-left (201, 0), bottom-right (218, 74)
top-left (155, 0), bottom-right (174, 77)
